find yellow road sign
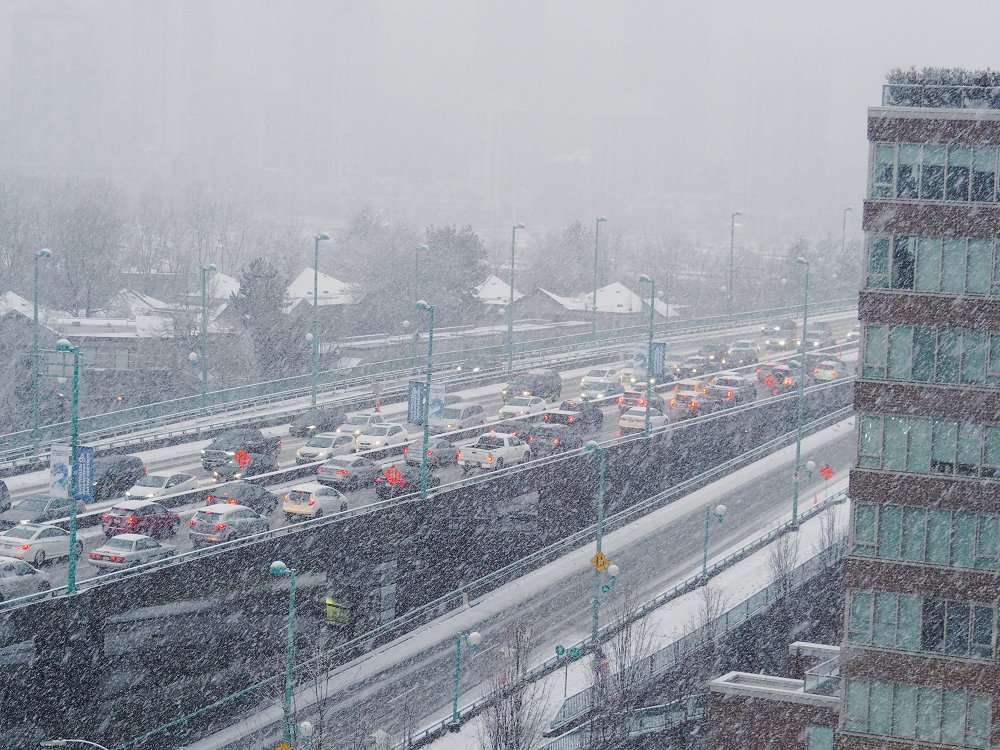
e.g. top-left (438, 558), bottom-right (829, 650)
top-left (277, 743), bottom-right (291, 750)
top-left (591, 551), bottom-right (609, 572)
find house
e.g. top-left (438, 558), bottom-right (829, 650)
top-left (474, 274), bottom-right (522, 307)
top-left (510, 282), bottom-right (679, 327)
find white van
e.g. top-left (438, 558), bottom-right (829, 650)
top-left (429, 402), bottom-right (486, 433)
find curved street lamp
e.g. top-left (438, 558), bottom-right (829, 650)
top-left (507, 223), bottom-right (525, 375)
top-left (592, 217), bottom-right (608, 337)
top-left (270, 560), bottom-right (298, 744)
top-left (311, 233), bottom-right (331, 406)
top-left (200, 262), bottom-right (217, 410)
top-left (32, 247), bottom-right (53, 456)
top-left (416, 300), bottom-right (436, 499)
top-left (791, 256), bottom-right (810, 529)
top-left (638, 274), bottom-right (656, 436)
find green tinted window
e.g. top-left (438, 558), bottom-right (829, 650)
top-left (844, 679), bottom-right (869, 732)
top-left (849, 590), bottom-right (872, 643)
top-left (952, 512), bottom-right (976, 567)
top-left (940, 690), bottom-right (966, 745)
top-left (926, 510), bottom-right (952, 565)
top-left (906, 419), bottom-right (931, 473)
top-left (887, 326), bottom-right (913, 380)
top-left (968, 240), bottom-right (991, 294)
top-left (869, 236), bottom-right (890, 286)
top-left (901, 506), bottom-right (926, 561)
top-left (962, 331), bottom-right (985, 384)
top-left (967, 694), bottom-right (990, 748)
top-left (916, 687), bottom-right (942, 742)
top-left (806, 726), bottom-right (833, 750)
top-left (915, 237), bottom-right (942, 291)
top-left (882, 417), bottom-right (907, 470)
top-left (893, 683), bottom-right (917, 738)
top-left (957, 423), bottom-right (982, 476)
top-left (897, 595), bottom-right (921, 651)
top-left (869, 681), bottom-right (893, 735)
top-left (859, 416), bottom-right (882, 468)
top-left (941, 239), bottom-right (966, 293)
top-left (932, 421), bottom-right (957, 474)
top-left (877, 505), bottom-right (901, 558)
top-left (935, 329), bottom-right (961, 383)
top-left (854, 504), bottom-right (876, 555)
top-left (912, 326), bottom-right (935, 381)
top-left (873, 593), bottom-right (898, 647)
top-left (863, 324), bottom-right (887, 377)
top-left (975, 515), bottom-right (998, 570)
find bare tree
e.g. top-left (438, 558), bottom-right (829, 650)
top-left (767, 532), bottom-right (801, 598)
top-left (671, 584), bottom-right (729, 704)
top-left (477, 621), bottom-right (550, 750)
top-left (812, 507), bottom-right (846, 569)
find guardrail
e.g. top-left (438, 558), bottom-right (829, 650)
top-left (541, 696), bottom-right (707, 750)
top-left (401, 500), bottom-right (850, 748)
top-left (1, 299), bottom-right (856, 467)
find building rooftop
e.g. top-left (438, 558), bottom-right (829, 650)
top-left (883, 69), bottom-right (1000, 110)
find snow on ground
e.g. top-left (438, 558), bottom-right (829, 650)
top-left (182, 417), bottom-right (853, 750)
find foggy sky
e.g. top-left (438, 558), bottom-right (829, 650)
top-left (0, 0), bottom-right (998, 250)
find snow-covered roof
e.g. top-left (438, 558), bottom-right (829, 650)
top-left (52, 315), bottom-right (174, 339)
top-left (209, 272), bottom-right (240, 300)
top-left (98, 289), bottom-right (173, 319)
top-left (0, 291), bottom-right (33, 319)
top-left (475, 274), bottom-right (522, 306)
top-left (536, 282), bottom-right (666, 316)
top-left (285, 268), bottom-right (354, 307)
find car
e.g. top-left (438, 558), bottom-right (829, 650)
top-left (498, 396), bottom-right (547, 418)
top-left (673, 355), bottom-right (716, 379)
top-left (696, 343), bottom-right (730, 366)
top-left (580, 381), bottom-right (625, 401)
top-left (674, 377), bottom-right (712, 394)
top-left (764, 364), bottom-right (803, 394)
top-left (429, 403), bottom-right (486, 433)
top-left (501, 369), bottom-right (562, 402)
top-left (91, 454), bottom-right (146, 502)
top-left (812, 359), bottom-right (848, 382)
top-left (618, 367), bottom-right (646, 389)
top-left (101, 499), bottom-right (181, 538)
top-left (335, 413), bottom-right (385, 437)
top-left (316, 455), bottom-right (382, 490)
top-left (403, 437), bottom-right (460, 467)
top-left (581, 368), bottom-right (622, 389)
top-left (0, 524), bottom-right (81, 567)
top-left (356, 423), bottom-right (409, 451)
top-left (668, 390), bottom-right (718, 419)
top-left (203, 482), bottom-right (280, 515)
top-left (188, 504), bottom-right (269, 546)
top-left (0, 556), bottom-right (49, 601)
top-left (0, 495), bottom-right (87, 530)
top-left (289, 408), bottom-right (345, 438)
top-left (704, 374), bottom-right (756, 406)
top-left (544, 399), bottom-right (605, 430)
top-left (455, 355), bottom-right (502, 374)
top-left (799, 330), bottom-right (836, 351)
top-left (761, 319), bottom-right (798, 350)
top-left (295, 433), bottom-right (357, 465)
top-left (200, 429), bottom-right (281, 471)
top-left (0, 480), bottom-right (10, 513)
top-left (282, 482), bottom-right (350, 520)
top-left (615, 390), bottom-right (666, 414)
top-left (124, 472), bottom-right (197, 500)
top-left (489, 419), bottom-right (534, 440)
top-left (755, 361), bottom-right (783, 383)
top-left (731, 340), bottom-right (759, 354)
top-left (846, 323), bottom-right (861, 342)
top-left (211, 453), bottom-right (279, 482)
top-left (727, 346), bottom-right (759, 368)
top-left (374, 464), bottom-right (442, 500)
top-left (88, 533), bottom-right (175, 569)
top-left (524, 423), bottom-right (583, 456)
top-left (618, 407), bottom-right (668, 432)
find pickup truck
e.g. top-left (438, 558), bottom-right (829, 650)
top-left (456, 433), bottom-right (531, 472)
top-left (201, 429), bottom-right (281, 471)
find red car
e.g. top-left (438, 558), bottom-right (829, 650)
top-left (101, 499), bottom-right (181, 538)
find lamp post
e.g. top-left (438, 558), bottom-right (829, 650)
top-left (298, 721), bottom-right (315, 749)
top-left (270, 560), bottom-right (298, 745)
top-left (507, 223), bottom-right (525, 376)
top-left (841, 206), bottom-right (853, 257)
top-left (638, 274), bottom-right (655, 436)
top-left (728, 211), bottom-right (742, 317)
top-left (200, 262), bottom-right (217, 410)
top-left (40, 740), bottom-right (112, 750)
top-left (791, 256), bottom-right (810, 529)
top-left (450, 630), bottom-right (482, 727)
top-left (416, 300), bottom-right (435, 500)
top-left (585, 440), bottom-right (607, 645)
top-left (414, 243), bottom-right (429, 303)
top-left (54, 339), bottom-right (80, 593)
top-left (591, 216), bottom-right (608, 337)
top-left (702, 503), bottom-right (727, 579)
top-left (32, 248), bottom-right (52, 456)
top-left (311, 232), bottom-right (331, 407)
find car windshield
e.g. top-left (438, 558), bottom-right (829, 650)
top-left (586, 370), bottom-right (610, 378)
top-left (135, 475), bottom-right (170, 488)
top-left (288, 490), bottom-right (312, 501)
top-left (344, 416), bottom-right (369, 425)
top-left (104, 537), bottom-right (136, 550)
top-left (14, 498), bottom-right (48, 512)
top-left (108, 505), bottom-right (140, 516)
top-left (325, 457), bottom-right (353, 469)
top-left (475, 436), bottom-right (504, 450)
top-left (3, 527), bottom-right (36, 540)
top-left (306, 437), bottom-right (335, 448)
top-left (365, 426), bottom-right (392, 436)
top-left (715, 378), bottom-right (740, 387)
top-left (193, 511), bottom-right (221, 523)
top-left (506, 398), bottom-right (533, 407)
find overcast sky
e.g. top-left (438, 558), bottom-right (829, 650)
top-left (1, 0), bottom-right (998, 249)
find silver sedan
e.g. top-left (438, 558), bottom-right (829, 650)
top-left (88, 533), bottom-right (176, 569)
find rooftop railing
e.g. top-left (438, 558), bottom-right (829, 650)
top-left (882, 83), bottom-right (1000, 110)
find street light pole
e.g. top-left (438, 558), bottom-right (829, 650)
top-left (841, 206), bottom-right (853, 256)
top-left (728, 211), bottom-right (742, 317)
top-left (592, 216), bottom-right (608, 338)
top-left (450, 631), bottom-right (482, 727)
top-left (414, 244), bottom-right (429, 304)
top-left (585, 441), bottom-right (607, 645)
top-left (200, 262), bottom-right (217, 411)
top-left (54, 339), bottom-right (80, 594)
top-left (312, 232), bottom-right (330, 407)
top-left (791, 256), bottom-right (810, 529)
top-left (702, 503), bottom-right (727, 579)
top-left (507, 223), bottom-right (525, 376)
top-left (269, 560), bottom-right (298, 744)
top-left (416, 300), bottom-right (435, 499)
top-left (32, 248), bottom-right (52, 457)
top-left (638, 274), bottom-right (655, 436)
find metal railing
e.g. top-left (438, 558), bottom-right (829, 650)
top-left (541, 696), bottom-right (706, 750)
top-left (1, 299), bottom-right (856, 467)
top-left (882, 83), bottom-right (1000, 110)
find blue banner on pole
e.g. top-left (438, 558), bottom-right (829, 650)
top-left (407, 380), bottom-right (426, 425)
top-left (73, 446), bottom-right (94, 502)
top-left (651, 342), bottom-right (667, 378)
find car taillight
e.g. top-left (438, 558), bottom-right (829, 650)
top-left (89, 552), bottom-right (101, 559)
top-left (215, 523), bottom-right (226, 530)
top-left (205, 495), bottom-right (215, 503)
top-left (403, 446), bottom-right (409, 454)
top-left (726, 391), bottom-right (733, 398)
top-left (553, 438), bottom-right (560, 445)
top-left (669, 399), bottom-right (676, 407)
top-left (189, 519), bottom-right (197, 526)
top-left (638, 399), bottom-right (645, 406)
top-left (336, 469), bottom-right (348, 475)
top-left (278, 438), bottom-right (283, 446)
top-left (108, 556), bottom-right (125, 563)
top-left (143, 467), bottom-right (148, 474)
top-left (316, 467), bottom-right (323, 473)
top-left (283, 494), bottom-right (290, 502)
top-left (568, 416), bottom-right (575, 423)
top-left (102, 513), bottom-right (110, 521)
top-left (427, 449), bottom-right (433, 456)
top-left (455, 451), bottom-right (462, 460)
top-left (308, 498), bottom-right (316, 506)
top-left (487, 454), bottom-right (494, 462)
top-left (19, 544), bottom-right (30, 551)
top-left (227, 498), bottom-right (237, 504)
top-left (543, 413), bottom-right (550, 421)
top-left (616, 396), bottom-right (623, 404)
top-left (691, 401), bottom-right (697, 409)
top-left (813, 368), bottom-right (819, 374)
top-left (127, 516), bottom-right (137, 525)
